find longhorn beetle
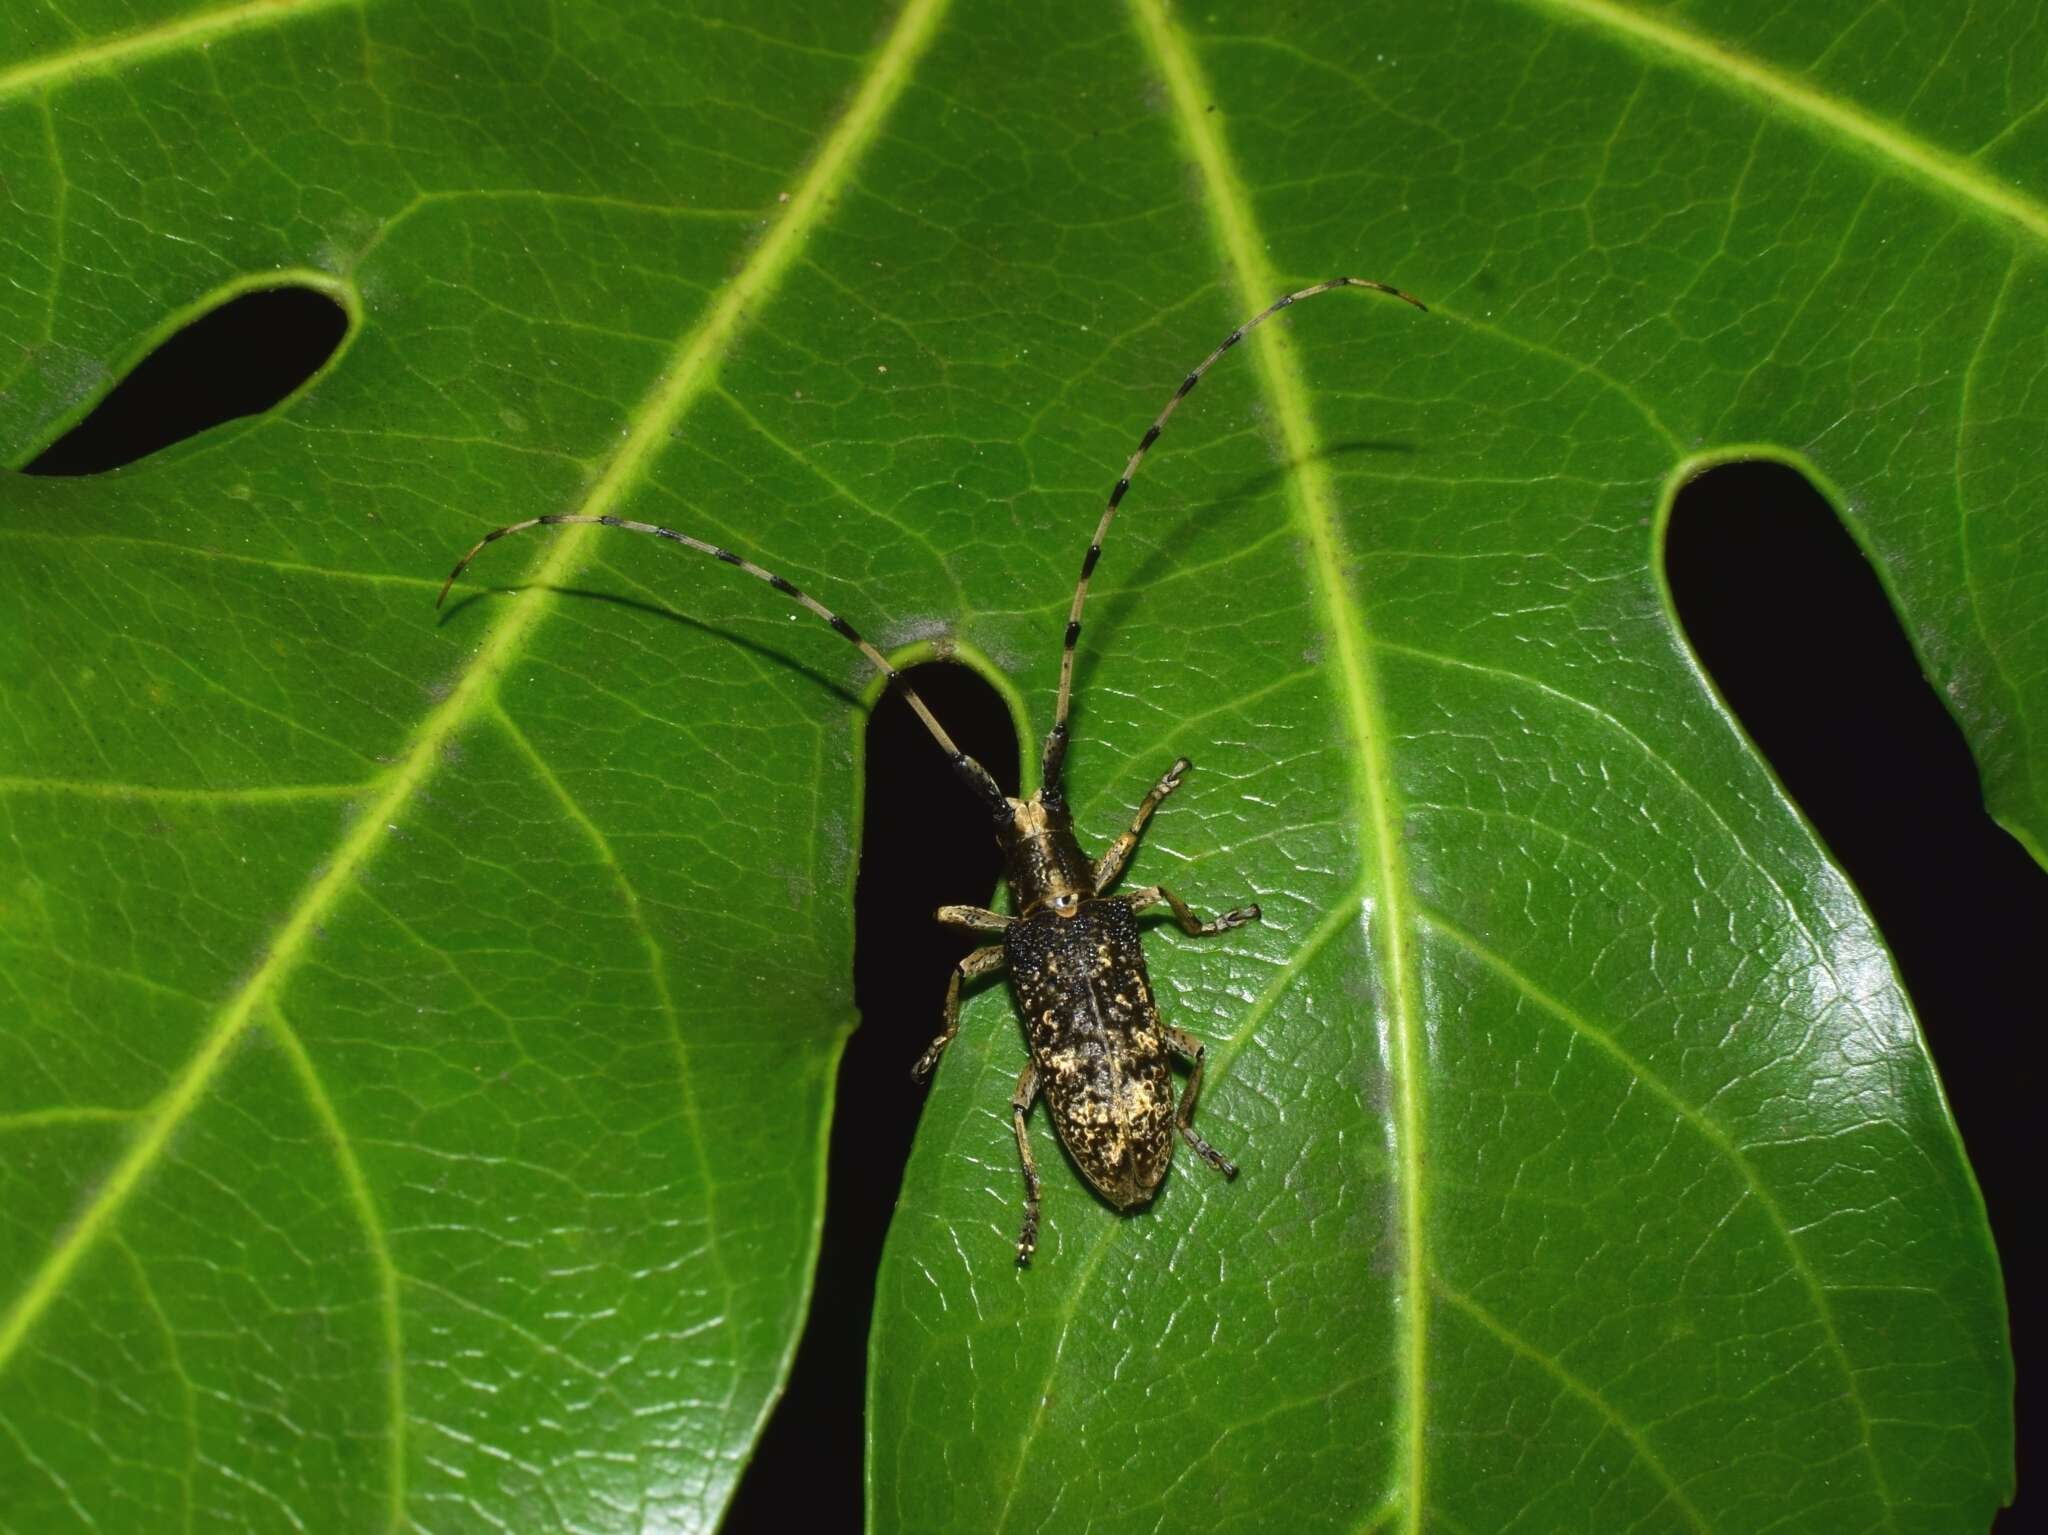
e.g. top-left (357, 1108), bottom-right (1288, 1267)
top-left (438, 277), bottom-right (1425, 1263)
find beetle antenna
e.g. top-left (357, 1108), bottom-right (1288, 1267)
top-left (1038, 277), bottom-right (1425, 793)
top-left (438, 513), bottom-right (1009, 812)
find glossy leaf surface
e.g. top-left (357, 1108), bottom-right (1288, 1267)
top-left (0, 1), bottom-right (2023, 1531)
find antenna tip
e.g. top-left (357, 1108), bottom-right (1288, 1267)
top-left (1343, 277), bottom-right (1428, 312)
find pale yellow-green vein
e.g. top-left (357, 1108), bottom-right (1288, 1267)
top-left (1128, 3), bottom-right (1429, 1528)
top-left (456, 0), bottom-right (951, 634)
top-left (262, 1003), bottom-right (406, 1533)
top-left (990, 1215), bottom-right (1125, 1534)
top-left (0, 0), bottom-right (356, 105)
top-left (0, 525), bottom-right (450, 593)
top-left (1209, 877), bottom-right (1368, 1077)
top-left (1433, 1278), bottom-right (1710, 1532)
top-left (489, 703), bottom-right (738, 1317)
top-left (112, 1237), bottom-right (197, 1535)
top-left (1371, 630), bottom-right (1842, 969)
top-left (0, 775), bottom-right (362, 804)
top-left (0, 1104), bottom-right (139, 1134)
top-left (34, 94), bottom-right (66, 345)
top-left (1419, 905), bottom-right (1897, 1522)
top-left (1522, 0), bottom-right (2048, 243)
top-left (1422, 299), bottom-right (1684, 454)
top-left (403, 1275), bottom-right (631, 1393)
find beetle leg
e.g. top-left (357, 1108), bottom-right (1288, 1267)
top-left (1011, 1063), bottom-right (1044, 1265)
top-left (1092, 756), bottom-right (1190, 892)
top-left (1161, 1024), bottom-right (1238, 1178)
top-left (935, 904), bottom-right (1011, 933)
top-left (1123, 883), bottom-right (1261, 936)
top-left (911, 944), bottom-right (1006, 1081)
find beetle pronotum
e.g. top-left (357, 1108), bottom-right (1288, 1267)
top-left (439, 277), bottom-right (1425, 1261)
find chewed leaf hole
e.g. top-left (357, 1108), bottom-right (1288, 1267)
top-left (725, 660), bottom-right (1019, 1532)
top-left (23, 284), bottom-right (350, 476)
top-left (1664, 458), bottom-right (2039, 1349)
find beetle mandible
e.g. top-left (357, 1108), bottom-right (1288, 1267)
top-left (438, 276), bottom-right (1425, 1262)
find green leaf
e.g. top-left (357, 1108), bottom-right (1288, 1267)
top-left (0, 3), bottom-right (2020, 1535)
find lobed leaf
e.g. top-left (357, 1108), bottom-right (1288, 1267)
top-left (0, 1), bottom-right (2023, 1532)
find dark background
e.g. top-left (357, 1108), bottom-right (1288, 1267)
top-left (27, 288), bottom-right (2033, 1532)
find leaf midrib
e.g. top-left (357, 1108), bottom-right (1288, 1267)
top-left (0, 0), bottom-right (951, 1386)
top-left (1128, 3), bottom-right (1429, 1530)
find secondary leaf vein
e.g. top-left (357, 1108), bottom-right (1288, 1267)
top-left (1420, 906), bottom-right (1899, 1524)
top-left (1522, 0), bottom-right (2048, 242)
top-left (0, 0), bottom-right (358, 105)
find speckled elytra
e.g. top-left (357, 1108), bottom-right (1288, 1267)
top-left (439, 277), bottom-right (1425, 1263)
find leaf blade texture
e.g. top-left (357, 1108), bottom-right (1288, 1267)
top-left (0, 1), bottom-right (2024, 1532)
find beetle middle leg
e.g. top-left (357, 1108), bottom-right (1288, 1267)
top-left (1124, 884), bottom-right (1261, 936)
top-left (911, 942), bottom-right (1006, 1081)
top-left (1011, 1062), bottom-right (1044, 1264)
top-left (1161, 1023), bottom-right (1238, 1179)
top-left (1092, 756), bottom-right (1191, 891)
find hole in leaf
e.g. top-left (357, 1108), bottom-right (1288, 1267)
top-left (22, 284), bottom-right (349, 476)
top-left (725, 660), bottom-right (1019, 1532)
top-left (1665, 458), bottom-right (2038, 1508)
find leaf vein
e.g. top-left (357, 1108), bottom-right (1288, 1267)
top-left (1419, 907), bottom-right (1899, 1525)
top-left (1129, 3), bottom-right (1430, 1525)
top-left (1522, 0), bottom-right (2048, 242)
top-left (489, 703), bottom-right (738, 1310)
top-left (0, 0), bottom-right (357, 105)
top-left (262, 1004), bottom-right (407, 1533)
top-left (1432, 1277), bottom-right (1713, 1533)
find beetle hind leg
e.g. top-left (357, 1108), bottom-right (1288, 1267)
top-left (1011, 1064), bottom-right (1044, 1264)
top-left (1163, 1023), bottom-right (1238, 1178)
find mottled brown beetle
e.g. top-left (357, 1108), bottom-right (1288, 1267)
top-left (439, 277), bottom-right (1424, 1262)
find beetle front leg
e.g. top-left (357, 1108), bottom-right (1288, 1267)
top-left (1011, 1062), bottom-right (1044, 1265)
top-left (1161, 1024), bottom-right (1238, 1179)
top-left (1124, 883), bottom-right (1261, 936)
top-left (936, 904), bottom-right (1011, 934)
top-left (911, 943), bottom-right (1006, 1081)
top-left (1092, 756), bottom-right (1190, 892)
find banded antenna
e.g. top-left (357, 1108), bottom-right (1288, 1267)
top-left (436, 277), bottom-right (1424, 812)
top-left (436, 513), bottom-right (1009, 812)
top-left (1037, 277), bottom-right (1425, 794)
